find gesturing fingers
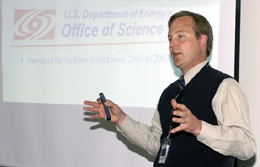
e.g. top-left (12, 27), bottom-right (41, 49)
top-left (171, 103), bottom-right (202, 136)
top-left (83, 100), bottom-right (108, 119)
top-left (84, 101), bottom-right (101, 111)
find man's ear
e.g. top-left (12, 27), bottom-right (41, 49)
top-left (200, 34), bottom-right (208, 47)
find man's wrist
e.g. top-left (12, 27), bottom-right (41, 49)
top-left (116, 113), bottom-right (126, 126)
top-left (194, 120), bottom-right (202, 136)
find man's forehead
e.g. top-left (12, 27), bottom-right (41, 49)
top-left (170, 16), bottom-right (194, 27)
top-left (169, 17), bottom-right (194, 34)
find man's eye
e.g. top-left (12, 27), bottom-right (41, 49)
top-left (179, 35), bottom-right (183, 38)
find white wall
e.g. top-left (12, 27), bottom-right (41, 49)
top-left (238, 0), bottom-right (259, 166)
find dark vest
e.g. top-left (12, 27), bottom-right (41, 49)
top-left (153, 65), bottom-right (234, 167)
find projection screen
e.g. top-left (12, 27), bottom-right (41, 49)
top-left (0, 0), bottom-right (237, 166)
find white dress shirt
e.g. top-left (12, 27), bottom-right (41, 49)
top-left (117, 60), bottom-right (256, 160)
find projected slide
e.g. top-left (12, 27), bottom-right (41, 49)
top-left (2, 0), bottom-right (220, 107)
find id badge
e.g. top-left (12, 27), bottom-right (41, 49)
top-left (158, 137), bottom-right (172, 164)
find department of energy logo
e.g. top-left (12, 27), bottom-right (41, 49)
top-left (14, 9), bottom-right (56, 40)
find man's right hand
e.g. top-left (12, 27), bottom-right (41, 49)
top-left (83, 98), bottom-right (126, 126)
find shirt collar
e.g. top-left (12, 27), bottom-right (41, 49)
top-left (183, 60), bottom-right (208, 85)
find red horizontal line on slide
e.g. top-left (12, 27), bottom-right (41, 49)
top-left (10, 41), bottom-right (168, 47)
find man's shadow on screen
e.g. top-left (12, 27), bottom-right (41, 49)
top-left (83, 112), bottom-right (155, 162)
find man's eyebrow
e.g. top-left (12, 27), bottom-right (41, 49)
top-left (168, 30), bottom-right (187, 37)
top-left (175, 30), bottom-right (186, 33)
top-left (169, 30), bottom-right (186, 35)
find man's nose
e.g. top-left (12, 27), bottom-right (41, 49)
top-left (169, 39), bottom-right (177, 48)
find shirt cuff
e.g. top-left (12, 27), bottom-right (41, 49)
top-left (197, 121), bottom-right (218, 146)
top-left (116, 115), bottom-right (136, 137)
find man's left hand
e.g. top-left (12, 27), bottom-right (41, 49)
top-left (171, 99), bottom-right (202, 136)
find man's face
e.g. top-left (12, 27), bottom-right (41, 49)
top-left (168, 16), bottom-right (207, 74)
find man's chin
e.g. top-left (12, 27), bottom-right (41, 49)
top-left (173, 61), bottom-right (181, 68)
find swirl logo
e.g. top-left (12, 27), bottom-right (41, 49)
top-left (14, 9), bottom-right (56, 40)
